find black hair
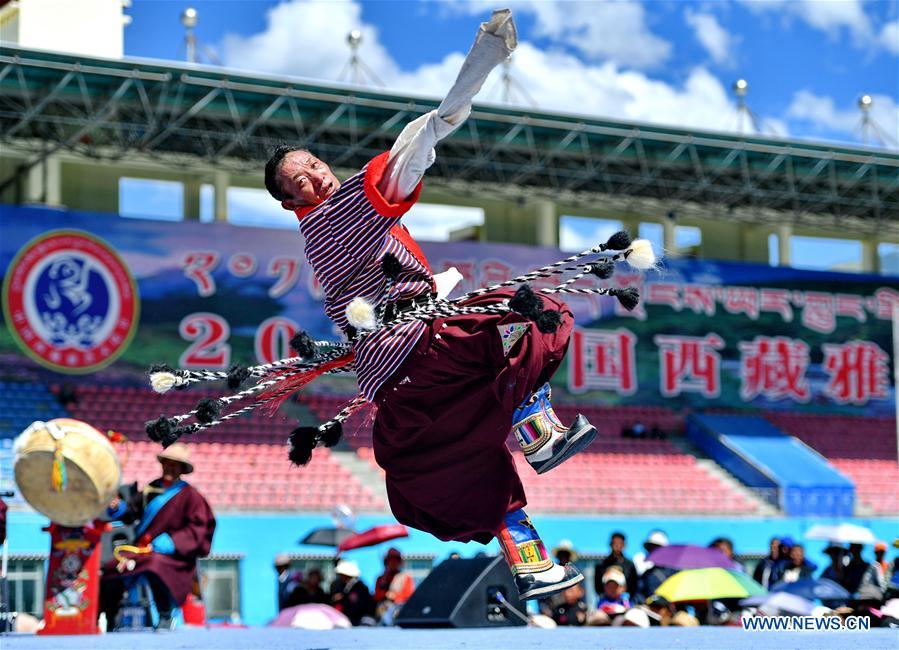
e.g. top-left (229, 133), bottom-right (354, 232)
top-left (610, 531), bottom-right (626, 542)
top-left (264, 144), bottom-right (308, 202)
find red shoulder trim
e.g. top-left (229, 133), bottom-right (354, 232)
top-left (294, 205), bottom-right (316, 221)
top-left (390, 224), bottom-right (433, 278)
top-left (363, 151), bottom-right (423, 218)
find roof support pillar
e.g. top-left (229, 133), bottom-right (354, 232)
top-left (861, 239), bottom-right (878, 273)
top-left (777, 223), bottom-right (792, 267)
top-left (213, 169), bottom-right (229, 222)
top-left (533, 198), bottom-right (557, 248)
top-left (663, 214), bottom-right (678, 258)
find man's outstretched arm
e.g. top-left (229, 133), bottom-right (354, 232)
top-left (377, 9), bottom-right (517, 202)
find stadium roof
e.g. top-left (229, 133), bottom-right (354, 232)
top-left (1, 45), bottom-right (897, 235)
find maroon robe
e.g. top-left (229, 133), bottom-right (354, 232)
top-left (372, 288), bottom-right (573, 544)
top-left (102, 479), bottom-right (216, 604)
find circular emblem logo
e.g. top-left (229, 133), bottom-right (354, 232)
top-left (2, 230), bottom-right (139, 373)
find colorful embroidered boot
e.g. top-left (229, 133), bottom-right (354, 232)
top-left (513, 383), bottom-right (596, 474)
top-left (497, 508), bottom-right (583, 600)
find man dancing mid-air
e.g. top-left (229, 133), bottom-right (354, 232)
top-left (148, 9), bottom-right (654, 600)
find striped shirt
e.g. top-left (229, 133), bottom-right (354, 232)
top-left (297, 152), bottom-right (434, 401)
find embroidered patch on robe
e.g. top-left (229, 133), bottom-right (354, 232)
top-left (498, 322), bottom-right (529, 357)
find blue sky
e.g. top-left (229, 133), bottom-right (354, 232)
top-left (118, 1), bottom-right (898, 271)
top-left (123, 0), bottom-right (898, 145)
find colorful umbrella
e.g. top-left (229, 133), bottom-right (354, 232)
top-left (646, 544), bottom-right (741, 570)
top-left (655, 568), bottom-right (766, 602)
top-left (771, 577), bottom-right (849, 601)
top-left (299, 526), bottom-right (355, 547)
top-left (337, 523), bottom-right (409, 553)
top-left (269, 604), bottom-right (351, 630)
top-left (740, 592), bottom-right (816, 615)
top-left (805, 523), bottom-right (876, 545)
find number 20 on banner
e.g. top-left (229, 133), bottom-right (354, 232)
top-left (178, 313), bottom-right (301, 369)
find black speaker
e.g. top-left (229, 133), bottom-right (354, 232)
top-left (396, 556), bottom-right (526, 628)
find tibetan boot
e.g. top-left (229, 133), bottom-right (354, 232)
top-left (496, 508), bottom-right (583, 600)
top-left (513, 383), bottom-right (596, 474)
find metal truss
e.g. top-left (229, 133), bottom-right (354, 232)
top-left (1, 46), bottom-right (897, 235)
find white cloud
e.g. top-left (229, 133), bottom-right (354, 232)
top-left (786, 90), bottom-right (898, 145)
top-left (442, 0), bottom-right (671, 69)
top-left (738, 0), bottom-right (873, 45)
top-left (684, 9), bottom-right (734, 64)
top-left (218, 1), bottom-right (764, 137)
top-left (220, 1), bottom-right (398, 81)
top-left (880, 20), bottom-right (899, 55)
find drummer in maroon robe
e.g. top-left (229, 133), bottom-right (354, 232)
top-left (100, 443), bottom-right (215, 629)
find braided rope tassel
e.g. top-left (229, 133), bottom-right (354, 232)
top-left (148, 342), bottom-right (353, 394)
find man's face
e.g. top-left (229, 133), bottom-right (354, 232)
top-left (790, 546), bottom-right (804, 566)
top-left (161, 459), bottom-right (183, 483)
top-left (769, 539), bottom-right (780, 557)
top-left (277, 151), bottom-right (340, 210)
top-left (611, 536), bottom-right (624, 555)
top-left (603, 580), bottom-right (624, 599)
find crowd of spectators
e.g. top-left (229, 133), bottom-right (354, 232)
top-left (273, 531), bottom-right (899, 629)
top-left (275, 547), bottom-right (415, 626)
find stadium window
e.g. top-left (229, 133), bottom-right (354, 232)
top-left (638, 223), bottom-right (664, 255)
top-left (879, 242), bottom-right (899, 276)
top-left (198, 557), bottom-right (241, 622)
top-left (227, 187), bottom-right (299, 230)
top-left (404, 203), bottom-right (485, 242)
top-left (199, 184), bottom-right (214, 223)
top-left (286, 555), bottom-right (336, 589)
top-left (119, 177), bottom-right (184, 221)
top-left (560, 216), bottom-right (624, 252)
top-left (675, 225), bottom-right (701, 253)
top-left (791, 236), bottom-right (862, 272)
top-left (768, 233), bottom-right (779, 266)
top-left (6, 556), bottom-right (45, 617)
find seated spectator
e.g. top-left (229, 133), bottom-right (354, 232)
top-left (779, 543), bottom-right (815, 583)
top-left (597, 568), bottom-right (631, 616)
top-left (56, 382), bottom-right (78, 408)
top-left (100, 443), bottom-right (215, 631)
top-left (644, 594), bottom-right (675, 626)
top-left (874, 542), bottom-right (888, 578)
top-left (709, 537), bottom-right (735, 561)
top-left (612, 607), bottom-right (650, 628)
top-left (373, 548), bottom-right (415, 625)
top-left (302, 568), bottom-right (329, 605)
top-left (634, 530), bottom-right (671, 602)
top-left (274, 554), bottom-right (305, 610)
top-left (844, 543), bottom-right (884, 598)
top-left (331, 560), bottom-right (375, 626)
top-left (539, 583), bottom-right (587, 626)
top-left (551, 539), bottom-right (578, 567)
top-left (595, 532), bottom-right (638, 600)
top-left (753, 537), bottom-right (781, 588)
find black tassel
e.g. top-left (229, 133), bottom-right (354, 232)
top-left (320, 420), bottom-right (343, 448)
top-left (288, 427), bottom-right (318, 466)
top-left (148, 363), bottom-right (173, 374)
top-left (162, 427), bottom-right (188, 448)
top-left (227, 364), bottom-right (251, 390)
top-left (509, 284), bottom-right (544, 319)
top-left (589, 260), bottom-right (615, 280)
top-left (289, 331), bottom-right (317, 359)
top-left (146, 416), bottom-right (176, 444)
top-left (611, 287), bottom-right (640, 311)
top-left (380, 253), bottom-right (403, 280)
top-left (535, 309), bottom-right (562, 334)
top-left (601, 231), bottom-right (631, 251)
top-left (196, 397), bottom-right (223, 424)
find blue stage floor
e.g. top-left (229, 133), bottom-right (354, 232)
top-left (4, 627), bottom-right (898, 650)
